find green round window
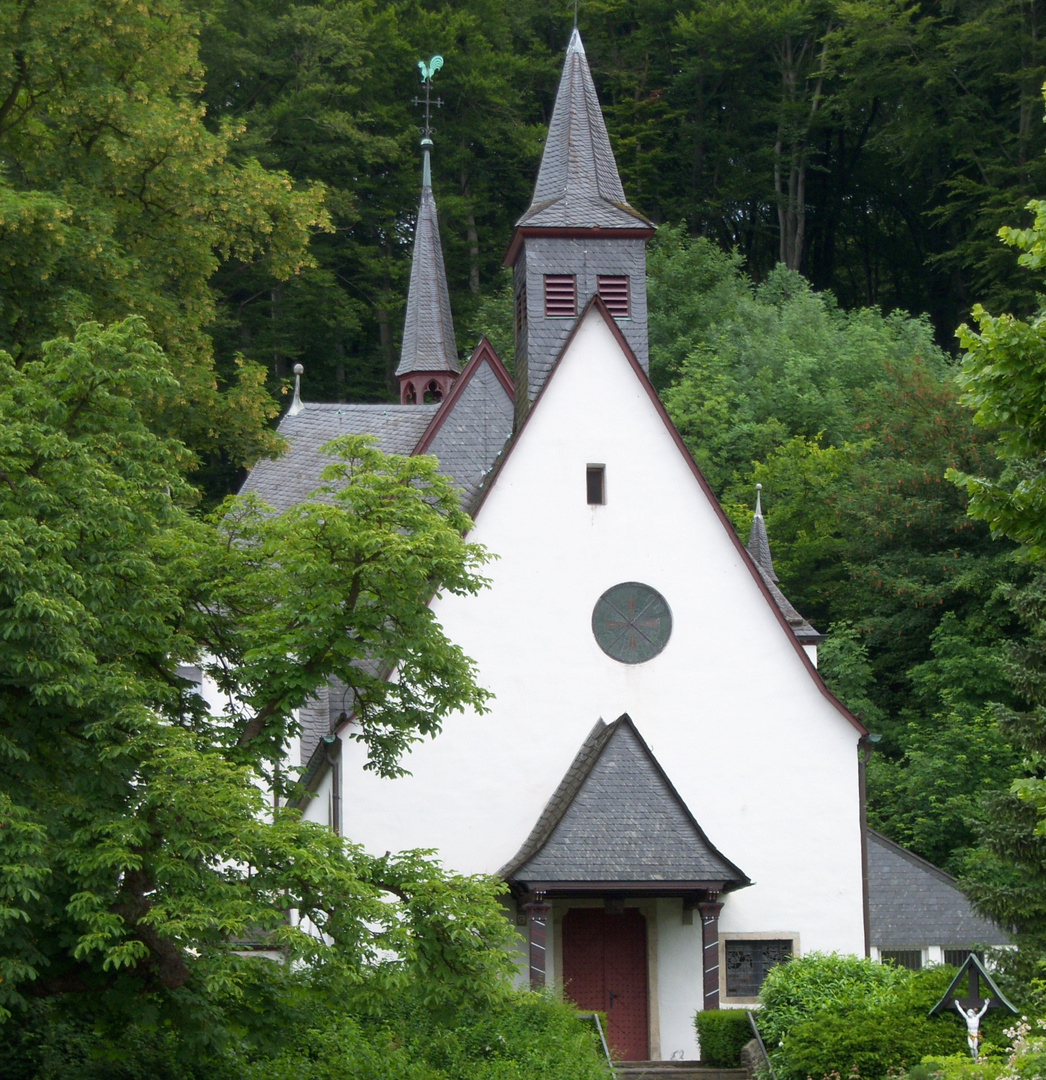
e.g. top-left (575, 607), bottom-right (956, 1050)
top-left (592, 582), bottom-right (672, 664)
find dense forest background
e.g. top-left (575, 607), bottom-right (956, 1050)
top-left (191, 0), bottom-right (1046, 401)
top-left (6, 0), bottom-right (1046, 1016)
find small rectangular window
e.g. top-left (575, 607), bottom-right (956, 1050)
top-left (544, 274), bottom-right (577, 317)
top-left (586, 465), bottom-right (605, 505)
top-left (597, 275), bottom-right (630, 318)
top-left (724, 939), bottom-right (793, 997)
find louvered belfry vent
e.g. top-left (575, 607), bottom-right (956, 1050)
top-left (544, 274), bottom-right (577, 317)
top-left (598, 275), bottom-right (630, 318)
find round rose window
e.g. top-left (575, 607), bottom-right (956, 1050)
top-left (592, 582), bottom-right (672, 664)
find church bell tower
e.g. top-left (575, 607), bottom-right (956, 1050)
top-left (505, 29), bottom-right (655, 428)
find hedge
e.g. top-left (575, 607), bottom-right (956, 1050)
top-left (694, 1009), bottom-right (753, 1067)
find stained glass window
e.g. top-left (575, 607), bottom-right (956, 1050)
top-left (592, 583), bottom-right (672, 664)
top-left (724, 939), bottom-right (793, 997)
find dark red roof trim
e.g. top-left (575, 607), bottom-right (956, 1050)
top-left (413, 336), bottom-right (514, 456)
top-left (504, 225), bottom-right (656, 266)
top-left (468, 296), bottom-right (868, 737)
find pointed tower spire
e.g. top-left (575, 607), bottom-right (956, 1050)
top-left (505, 29), bottom-right (655, 428)
top-left (746, 484), bottom-right (777, 583)
top-left (397, 58), bottom-right (459, 406)
top-left (518, 29), bottom-right (647, 232)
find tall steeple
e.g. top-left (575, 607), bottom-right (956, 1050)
top-left (397, 59), bottom-right (459, 405)
top-left (506, 28), bottom-right (654, 428)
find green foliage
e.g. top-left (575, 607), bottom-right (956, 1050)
top-left (0, 318), bottom-right (504, 1027)
top-left (759, 955), bottom-right (999, 1080)
top-left (0, 0), bottom-right (328, 484)
top-left (922, 1017), bottom-right (1046, 1080)
top-left (1, 976), bottom-right (611, 1080)
top-left (693, 1009), bottom-right (752, 1067)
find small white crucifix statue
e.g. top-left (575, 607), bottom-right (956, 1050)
top-left (954, 998), bottom-right (989, 1060)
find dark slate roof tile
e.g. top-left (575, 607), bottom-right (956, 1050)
top-left (517, 29), bottom-right (650, 231)
top-left (502, 715), bottom-right (748, 886)
top-left (425, 354), bottom-right (514, 505)
top-left (868, 830), bottom-right (1009, 949)
top-left (240, 403), bottom-right (440, 512)
top-left (396, 151), bottom-right (460, 377)
top-left (746, 488), bottom-right (777, 583)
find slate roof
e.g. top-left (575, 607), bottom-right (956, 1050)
top-left (240, 403), bottom-right (440, 512)
top-left (516, 29), bottom-right (650, 231)
top-left (396, 148), bottom-right (460, 378)
top-left (501, 715), bottom-right (749, 888)
top-left (867, 830), bottom-right (1010, 949)
top-left (418, 338), bottom-right (514, 507)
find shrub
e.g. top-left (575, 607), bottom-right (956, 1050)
top-left (758, 955), bottom-right (1002, 1080)
top-left (694, 1010), bottom-right (754, 1066)
top-left (778, 1005), bottom-right (959, 1080)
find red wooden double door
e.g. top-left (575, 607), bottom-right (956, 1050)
top-left (562, 907), bottom-right (649, 1061)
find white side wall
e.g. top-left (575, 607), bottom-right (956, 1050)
top-left (333, 309), bottom-right (865, 1056)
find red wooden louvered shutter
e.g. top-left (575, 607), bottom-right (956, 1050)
top-left (544, 274), bottom-right (577, 317)
top-left (597, 276), bottom-right (630, 318)
top-left (515, 282), bottom-right (527, 334)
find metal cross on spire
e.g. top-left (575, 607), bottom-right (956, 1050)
top-left (413, 55), bottom-right (444, 144)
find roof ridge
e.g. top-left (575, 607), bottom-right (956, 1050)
top-left (413, 337), bottom-right (514, 457)
top-left (498, 718), bottom-right (613, 878)
top-left (866, 827), bottom-right (960, 890)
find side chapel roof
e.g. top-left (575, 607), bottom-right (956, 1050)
top-left (396, 148), bottom-right (460, 378)
top-left (515, 29), bottom-right (651, 232)
top-left (867, 830), bottom-right (1009, 949)
top-left (240, 403), bottom-right (441, 513)
top-left (501, 714), bottom-right (749, 890)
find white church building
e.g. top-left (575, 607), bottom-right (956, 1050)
top-left (243, 29), bottom-right (872, 1062)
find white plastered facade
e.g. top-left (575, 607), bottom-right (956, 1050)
top-left (314, 307), bottom-right (865, 1058)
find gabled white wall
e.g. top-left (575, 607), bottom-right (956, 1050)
top-left (335, 307), bottom-right (865, 1049)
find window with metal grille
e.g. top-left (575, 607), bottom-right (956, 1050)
top-left (544, 274), bottom-right (577, 317)
top-left (586, 465), bottom-right (605, 505)
top-left (724, 939), bottom-right (793, 997)
top-left (598, 275), bottom-right (630, 318)
top-left (880, 949), bottom-right (922, 971)
top-left (944, 949), bottom-right (984, 968)
top-left (515, 282), bottom-right (527, 335)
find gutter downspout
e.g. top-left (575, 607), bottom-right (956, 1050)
top-left (322, 734), bottom-right (342, 835)
top-left (858, 733), bottom-right (881, 957)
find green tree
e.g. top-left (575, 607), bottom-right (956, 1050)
top-left (0, 317), bottom-right (502, 1027)
top-left (0, 0), bottom-right (328, 489)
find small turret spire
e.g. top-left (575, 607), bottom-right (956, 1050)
top-left (747, 483), bottom-right (778, 583)
top-left (398, 57), bottom-right (459, 405)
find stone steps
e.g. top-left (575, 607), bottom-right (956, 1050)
top-left (615, 1065), bottom-right (747, 1080)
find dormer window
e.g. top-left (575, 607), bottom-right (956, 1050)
top-left (598, 275), bottom-right (630, 318)
top-left (544, 275), bottom-right (577, 317)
